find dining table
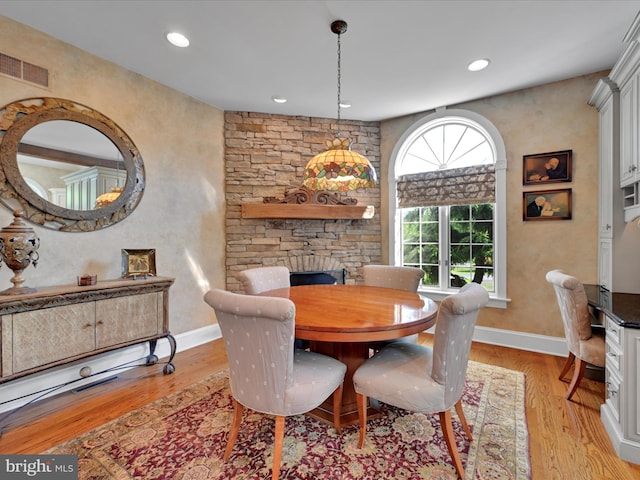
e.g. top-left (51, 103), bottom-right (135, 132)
top-left (260, 284), bottom-right (439, 427)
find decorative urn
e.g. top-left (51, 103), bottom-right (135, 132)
top-left (0, 210), bottom-right (40, 295)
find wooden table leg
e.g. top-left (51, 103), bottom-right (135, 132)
top-left (307, 341), bottom-right (379, 427)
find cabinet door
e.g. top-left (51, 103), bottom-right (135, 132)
top-left (619, 75), bottom-right (638, 187)
top-left (624, 330), bottom-right (640, 442)
top-left (599, 97), bottom-right (615, 237)
top-left (598, 239), bottom-right (612, 290)
top-left (95, 292), bottom-right (160, 349)
top-left (11, 303), bottom-right (96, 373)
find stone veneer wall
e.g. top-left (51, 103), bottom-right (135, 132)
top-left (225, 111), bottom-right (382, 292)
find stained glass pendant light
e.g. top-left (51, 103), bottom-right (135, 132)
top-left (302, 20), bottom-right (377, 192)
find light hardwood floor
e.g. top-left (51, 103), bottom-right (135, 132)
top-left (1, 335), bottom-right (639, 479)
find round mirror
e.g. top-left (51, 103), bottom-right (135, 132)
top-left (0, 98), bottom-right (145, 231)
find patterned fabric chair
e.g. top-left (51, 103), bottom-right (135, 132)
top-left (353, 282), bottom-right (489, 480)
top-left (237, 266), bottom-right (290, 295)
top-left (545, 269), bottom-right (605, 400)
top-left (203, 288), bottom-right (346, 480)
top-left (363, 264), bottom-right (425, 347)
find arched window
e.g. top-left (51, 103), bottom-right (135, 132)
top-left (389, 109), bottom-right (508, 307)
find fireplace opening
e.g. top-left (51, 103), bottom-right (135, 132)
top-left (289, 268), bottom-right (347, 286)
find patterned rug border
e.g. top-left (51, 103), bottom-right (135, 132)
top-left (47, 361), bottom-right (531, 480)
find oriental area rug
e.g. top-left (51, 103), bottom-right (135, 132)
top-left (47, 361), bottom-right (530, 479)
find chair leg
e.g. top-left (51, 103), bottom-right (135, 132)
top-left (356, 392), bottom-right (368, 448)
top-left (439, 409), bottom-right (466, 480)
top-left (558, 352), bottom-right (575, 381)
top-left (332, 382), bottom-right (344, 434)
top-left (565, 357), bottom-right (587, 401)
top-left (454, 399), bottom-right (473, 442)
top-left (224, 398), bottom-right (244, 461)
top-left (271, 415), bottom-right (285, 480)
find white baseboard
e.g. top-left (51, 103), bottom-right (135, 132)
top-left (0, 323), bottom-right (562, 416)
top-left (470, 325), bottom-right (569, 357)
top-left (0, 324), bottom-right (221, 415)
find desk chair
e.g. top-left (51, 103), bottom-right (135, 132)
top-left (204, 288), bottom-right (346, 480)
top-left (237, 266), bottom-right (290, 295)
top-left (363, 264), bottom-right (425, 348)
top-left (353, 282), bottom-right (489, 480)
top-left (545, 269), bottom-right (606, 400)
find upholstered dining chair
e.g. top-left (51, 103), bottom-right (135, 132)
top-left (545, 269), bottom-right (606, 401)
top-left (237, 266), bottom-right (290, 295)
top-left (353, 282), bottom-right (489, 480)
top-left (363, 264), bottom-right (425, 347)
top-left (203, 288), bottom-right (346, 480)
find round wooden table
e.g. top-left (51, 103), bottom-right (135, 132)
top-left (261, 284), bottom-right (438, 427)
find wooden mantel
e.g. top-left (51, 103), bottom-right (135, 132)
top-left (241, 203), bottom-right (375, 219)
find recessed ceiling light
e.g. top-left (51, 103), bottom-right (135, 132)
top-left (339, 100), bottom-right (352, 108)
top-left (272, 96), bottom-right (287, 104)
top-left (468, 58), bottom-right (490, 72)
top-left (166, 32), bottom-right (190, 48)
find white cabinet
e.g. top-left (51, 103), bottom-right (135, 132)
top-left (601, 315), bottom-right (640, 463)
top-left (589, 78), bottom-right (621, 290)
top-left (619, 73), bottom-right (638, 187)
top-left (610, 15), bottom-right (640, 220)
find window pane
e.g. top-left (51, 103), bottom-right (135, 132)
top-left (422, 265), bottom-right (439, 286)
top-left (421, 207), bottom-right (438, 222)
top-left (422, 244), bottom-right (439, 263)
top-left (421, 223), bottom-right (438, 243)
top-left (403, 245), bottom-right (420, 264)
top-left (403, 222), bottom-right (420, 243)
top-left (450, 205), bottom-right (469, 220)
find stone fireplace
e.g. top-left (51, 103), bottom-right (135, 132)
top-left (224, 111), bottom-right (382, 292)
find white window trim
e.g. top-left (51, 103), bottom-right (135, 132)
top-left (388, 107), bottom-right (510, 308)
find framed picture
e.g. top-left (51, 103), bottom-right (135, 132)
top-left (122, 249), bottom-right (157, 278)
top-left (523, 149), bottom-right (572, 185)
top-left (523, 189), bottom-right (572, 221)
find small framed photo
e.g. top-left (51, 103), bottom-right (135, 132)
top-left (523, 189), bottom-right (572, 221)
top-left (523, 150), bottom-right (572, 185)
top-left (122, 249), bottom-right (156, 278)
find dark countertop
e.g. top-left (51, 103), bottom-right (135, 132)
top-left (584, 284), bottom-right (640, 329)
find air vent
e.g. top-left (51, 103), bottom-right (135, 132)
top-left (0, 52), bottom-right (49, 88)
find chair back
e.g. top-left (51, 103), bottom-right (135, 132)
top-left (237, 266), bottom-right (290, 295)
top-left (545, 269), bottom-right (593, 357)
top-left (203, 288), bottom-right (296, 414)
top-left (431, 282), bottom-right (489, 406)
top-left (363, 265), bottom-right (424, 292)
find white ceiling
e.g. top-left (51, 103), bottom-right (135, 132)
top-left (1, 0), bottom-right (639, 121)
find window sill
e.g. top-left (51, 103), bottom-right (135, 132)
top-left (419, 289), bottom-right (511, 309)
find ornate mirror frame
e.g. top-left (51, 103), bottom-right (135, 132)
top-left (0, 97), bottom-right (145, 231)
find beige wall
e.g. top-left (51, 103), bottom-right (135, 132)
top-left (381, 73), bottom-right (604, 338)
top-left (0, 14), bottom-right (610, 342)
top-left (0, 16), bottom-right (225, 335)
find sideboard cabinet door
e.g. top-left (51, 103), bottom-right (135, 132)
top-left (95, 292), bottom-right (161, 349)
top-left (11, 303), bottom-right (96, 374)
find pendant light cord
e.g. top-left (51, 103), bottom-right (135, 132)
top-left (336, 28), bottom-right (342, 139)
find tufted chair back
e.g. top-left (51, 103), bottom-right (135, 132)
top-left (431, 282), bottom-right (490, 407)
top-left (237, 266), bottom-right (290, 295)
top-left (352, 282), bottom-right (489, 479)
top-left (545, 269), bottom-right (594, 358)
top-left (204, 288), bottom-right (295, 413)
top-left (363, 264), bottom-right (424, 292)
top-left (203, 288), bottom-right (346, 480)
top-left (545, 269), bottom-right (605, 400)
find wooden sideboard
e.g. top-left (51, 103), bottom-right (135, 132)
top-left (0, 276), bottom-right (176, 384)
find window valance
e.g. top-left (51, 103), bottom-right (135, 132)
top-left (396, 164), bottom-right (495, 208)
